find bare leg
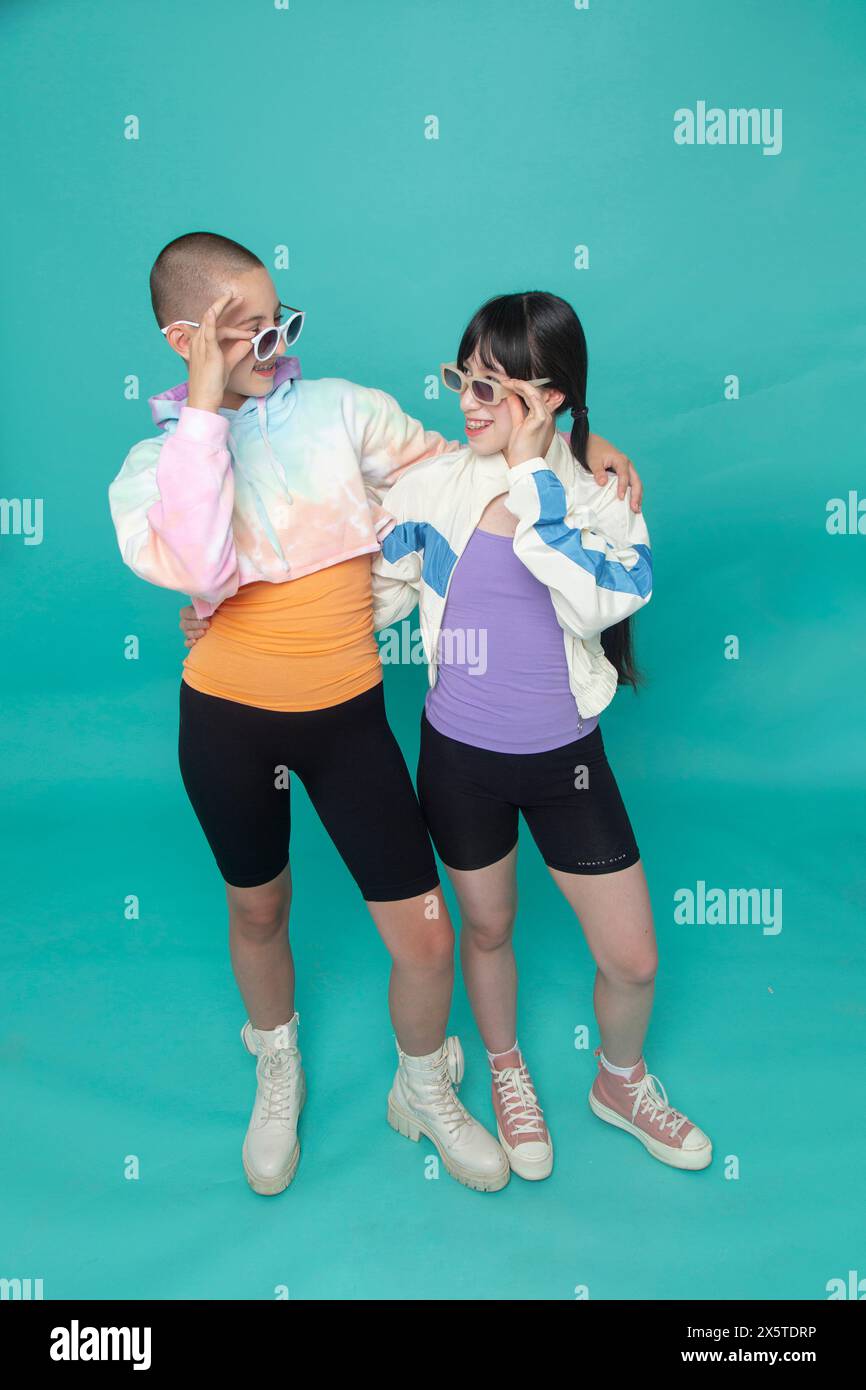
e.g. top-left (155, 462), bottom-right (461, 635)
top-left (366, 887), bottom-right (455, 1056)
top-left (443, 847), bottom-right (519, 1055)
top-left (227, 864), bottom-right (453, 1050)
top-left (548, 859), bottom-right (657, 1068)
top-left (227, 865), bottom-right (294, 1030)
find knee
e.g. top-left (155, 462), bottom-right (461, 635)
top-left (395, 920), bottom-right (456, 973)
top-left (462, 907), bottom-right (516, 954)
top-left (228, 884), bottom-right (290, 943)
top-left (600, 945), bottom-right (658, 989)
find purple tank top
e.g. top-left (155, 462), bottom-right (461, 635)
top-left (424, 527), bottom-right (599, 754)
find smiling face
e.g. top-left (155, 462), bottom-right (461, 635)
top-left (219, 266), bottom-right (289, 406)
top-left (457, 348), bottom-right (520, 456)
top-left (457, 347), bottom-right (565, 457)
top-left (163, 264), bottom-right (291, 409)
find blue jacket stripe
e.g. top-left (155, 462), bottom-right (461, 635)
top-left (532, 470), bottom-right (653, 597)
top-left (380, 521), bottom-right (457, 599)
top-left (381, 521), bottom-right (426, 563)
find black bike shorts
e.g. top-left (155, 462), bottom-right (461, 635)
top-left (416, 713), bottom-right (640, 876)
top-left (178, 679), bottom-right (439, 900)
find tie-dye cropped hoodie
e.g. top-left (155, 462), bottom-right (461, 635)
top-left (108, 356), bottom-right (459, 618)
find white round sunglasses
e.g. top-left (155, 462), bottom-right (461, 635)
top-left (160, 304), bottom-right (305, 362)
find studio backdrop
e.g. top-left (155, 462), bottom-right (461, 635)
top-left (1, 0), bottom-right (864, 1301)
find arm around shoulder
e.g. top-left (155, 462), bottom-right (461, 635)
top-left (344, 382), bottom-right (462, 507)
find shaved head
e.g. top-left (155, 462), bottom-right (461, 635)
top-left (150, 232), bottom-right (264, 329)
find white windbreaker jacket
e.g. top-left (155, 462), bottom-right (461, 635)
top-left (371, 431), bottom-right (653, 719)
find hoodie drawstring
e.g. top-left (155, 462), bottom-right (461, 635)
top-left (256, 394), bottom-right (293, 504)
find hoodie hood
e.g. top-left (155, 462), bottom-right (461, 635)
top-left (148, 354), bottom-right (302, 430)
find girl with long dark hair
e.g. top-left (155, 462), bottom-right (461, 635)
top-left (371, 291), bottom-right (711, 1179)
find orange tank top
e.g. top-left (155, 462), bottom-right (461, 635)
top-left (182, 555), bottom-right (382, 712)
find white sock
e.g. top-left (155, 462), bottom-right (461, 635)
top-left (487, 1040), bottom-right (519, 1067)
top-left (600, 1050), bottom-right (640, 1078)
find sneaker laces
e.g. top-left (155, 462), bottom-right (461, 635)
top-left (256, 1045), bottom-right (299, 1126)
top-left (493, 1064), bottom-right (546, 1139)
top-left (625, 1070), bottom-right (688, 1138)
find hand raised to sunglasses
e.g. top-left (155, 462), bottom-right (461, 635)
top-left (186, 294), bottom-right (256, 414)
top-left (499, 377), bottom-right (558, 470)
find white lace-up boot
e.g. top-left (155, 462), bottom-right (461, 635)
top-left (240, 1013), bottom-right (305, 1195)
top-left (387, 1036), bottom-right (509, 1192)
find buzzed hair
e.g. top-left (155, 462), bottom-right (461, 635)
top-left (150, 232), bottom-right (264, 329)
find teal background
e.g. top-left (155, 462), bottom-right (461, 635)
top-left (1, 0), bottom-right (864, 1301)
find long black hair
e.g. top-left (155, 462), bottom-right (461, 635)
top-left (456, 290), bottom-right (645, 693)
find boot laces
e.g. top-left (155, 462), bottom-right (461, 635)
top-left (626, 1071), bottom-right (688, 1137)
top-left (256, 1045), bottom-right (298, 1126)
top-left (425, 1057), bottom-right (473, 1140)
top-left (493, 1064), bottom-right (546, 1138)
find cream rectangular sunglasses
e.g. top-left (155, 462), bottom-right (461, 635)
top-left (440, 362), bottom-right (551, 406)
top-left (161, 304), bottom-right (305, 361)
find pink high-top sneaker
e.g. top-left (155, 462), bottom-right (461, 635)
top-left (490, 1049), bottom-right (553, 1181)
top-left (588, 1047), bottom-right (711, 1170)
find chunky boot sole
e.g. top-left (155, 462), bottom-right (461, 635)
top-left (496, 1124), bottom-right (554, 1181)
top-left (243, 1072), bottom-right (307, 1196)
top-left (588, 1088), bottom-right (712, 1171)
top-left (387, 1095), bottom-right (510, 1193)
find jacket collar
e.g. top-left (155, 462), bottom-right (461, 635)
top-left (471, 428), bottom-right (576, 483)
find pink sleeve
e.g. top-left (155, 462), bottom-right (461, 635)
top-left (109, 406), bottom-right (239, 612)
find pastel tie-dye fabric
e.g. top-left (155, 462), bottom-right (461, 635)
top-left (108, 355), bottom-right (461, 617)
